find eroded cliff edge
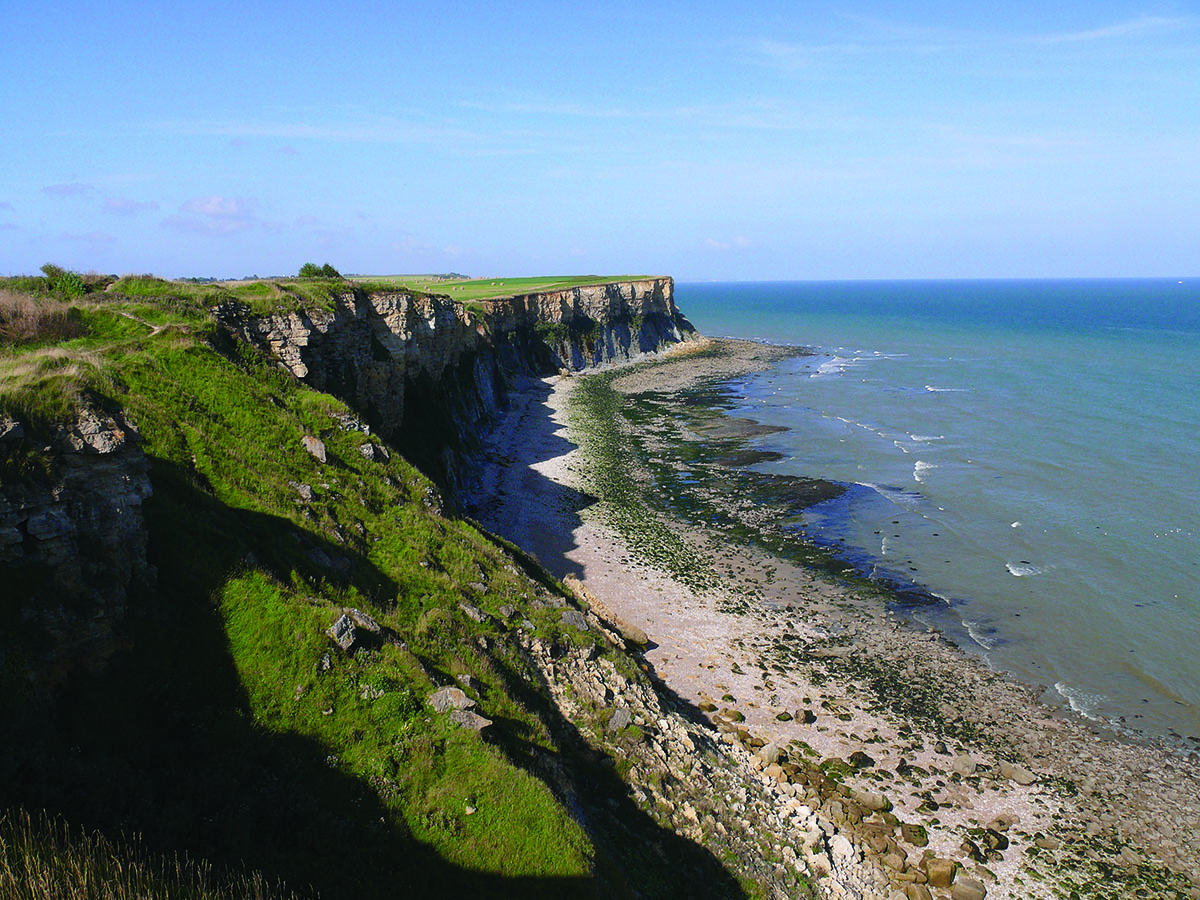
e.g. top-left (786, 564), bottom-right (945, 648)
top-left (1, 278), bottom-right (695, 687)
top-left (215, 277), bottom-right (696, 491)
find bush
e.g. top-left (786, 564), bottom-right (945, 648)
top-left (40, 263), bottom-right (86, 299)
top-left (298, 262), bottom-right (342, 279)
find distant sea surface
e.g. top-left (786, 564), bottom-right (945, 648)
top-left (675, 279), bottom-right (1200, 746)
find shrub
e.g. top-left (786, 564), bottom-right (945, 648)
top-left (40, 263), bottom-right (86, 299)
top-left (298, 262), bottom-right (342, 279)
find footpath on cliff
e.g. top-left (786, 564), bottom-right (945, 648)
top-left (470, 337), bottom-right (1200, 900)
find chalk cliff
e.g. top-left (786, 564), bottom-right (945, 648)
top-left (1, 278), bottom-right (694, 686)
top-left (216, 277), bottom-right (695, 490)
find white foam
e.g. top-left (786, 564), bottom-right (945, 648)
top-left (814, 357), bottom-right (855, 377)
top-left (1005, 561), bottom-right (1046, 577)
top-left (963, 620), bottom-right (997, 650)
top-left (1010, 521), bottom-right (1021, 528)
top-left (914, 460), bottom-right (937, 483)
top-left (925, 385), bottom-right (967, 393)
top-left (910, 434), bottom-right (945, 442)
top-left (1054, 681), bottom-right (1104, 720)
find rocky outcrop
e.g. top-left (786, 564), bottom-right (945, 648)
top-left (0, 407), bottom-right (155, 688)
top-left (215, 278), bottom-right (696, 492)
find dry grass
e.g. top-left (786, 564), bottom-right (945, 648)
top-left (0, 808), bottom-right (303, 900)
top-left (0, 291), bottom-right (86, 346)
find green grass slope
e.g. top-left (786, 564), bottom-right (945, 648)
top-left (0, 280), bottom-right (749, 900)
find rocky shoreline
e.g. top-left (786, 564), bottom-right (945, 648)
top-left (472, 338), bottom-right (1200, 900)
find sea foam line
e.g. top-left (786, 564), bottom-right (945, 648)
top-left (1054, 681), bottom-right (1104, 720)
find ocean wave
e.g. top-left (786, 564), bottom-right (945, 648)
top-left (963, 619), bottom-right (997, 650)
top-left (1005, 561), bottom-right (1048, 577)
top-left (914, 461), bottom-right (937, 483)
top-left (814, 357), bottom-right (856, 377)
top-left (925, 385), bottom-right (967, 393)
top-left (1054, 681), bottom-right (1103, 720)
top-left (910, 433), bottom-right (945, 442)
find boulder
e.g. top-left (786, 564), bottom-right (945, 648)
top-left (607, 708), bottom-right (632, 733)
top-left (429, 686), bottom-right (474, 713)
top-left (830, 834), bottom-right (856, 866)
top-left (344, 607), bottom-right (381, 634)
top-left (301, 435), bottom-right (326, 462)
top-left (900, 823), bottom-right (929, 847)
top-left (951, 877), bottom-right (987, 900)
top-left (757, 743), bottom-right (782, 765)
top-left (851, 789), bottom-right (891, 812)
top-left (998, 759), bottom-right (1036, 785)
top-left (450, 708), bottom-right (492, 731)
top-left (924, 857), bottom-right (958, 888)
top-left (327, 614), bottom-right (356, 652)
top-left (849, 750), bottom-right (876, 769)
top-left (560, 609), bottom-right (589, 632)
top-left (952, 752), bottom-right (977, 776)
top-left (459, 602), bottom-right (486, 623)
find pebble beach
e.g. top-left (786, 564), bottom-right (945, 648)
top-left (471, 338), bottom-right (1200, 900)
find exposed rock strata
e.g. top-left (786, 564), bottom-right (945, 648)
top-left (0, 407), bottom-right (154, 686)
top-left (215, 279), bottom-right (694, 490)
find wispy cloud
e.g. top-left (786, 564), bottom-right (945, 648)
top-left (461, 100), bottom-right (643, 119)
top-left (705, 236), bottom-right (752, 251)
top-left (745, 13), bottom-right (1196, 69)
top-left (1029, 15), bottom-right (1194, 44)
top-left (162, 195), bottom-right (257, 235)
top-left (43, 182), bottom-right (95, 197)
top-left (152, 115), bottom-right (483, 146)
top-left (104, 198), bottom-right (160, 216)
top-left (62, 231), bottom-right (116, 244)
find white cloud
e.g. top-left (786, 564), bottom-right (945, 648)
top-left (104, 198), bottom-right (160, 215)
top-left (1030, 16), bottom-right (1193, 44)
top-left (43, 182), bottom-right (95, 197)
top-left (162, 195), bottom-right (257, 235)
top-left (705, 236), bottom-right (752, 251)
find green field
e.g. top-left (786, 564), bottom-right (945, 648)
top-left (357, 274), bottom-right (657, 302)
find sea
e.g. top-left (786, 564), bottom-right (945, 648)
top-left (675, 279), bottom-right (1200, 748)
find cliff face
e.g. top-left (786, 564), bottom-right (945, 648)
top-left (0, 408), bottom-right (155, 688)
top-left (484, 278), bottom-right (695, 371)
top-left (217, 277), bottom-right (696, 491)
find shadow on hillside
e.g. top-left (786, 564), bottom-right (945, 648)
top-left (1, 456), bottom-right (751, 900)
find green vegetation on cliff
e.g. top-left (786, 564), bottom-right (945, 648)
top-left (0, 274), bottom-right (744, 900)
top-left (361, 274), bottom-right (656, 302)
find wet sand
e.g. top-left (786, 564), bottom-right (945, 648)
top-left (471, 338), bottom-right (1200, 899)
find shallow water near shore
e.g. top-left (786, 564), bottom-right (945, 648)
top-left (675, 279), bottom-right (1200, 747)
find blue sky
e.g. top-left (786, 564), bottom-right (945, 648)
top-left (2, 2), bottom-right (1197, 279)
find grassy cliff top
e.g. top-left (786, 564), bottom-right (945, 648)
top-left (358, 274), bottom-right (661, 302)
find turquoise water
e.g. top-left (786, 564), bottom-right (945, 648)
top-left (676, 280), bottom-right (1200, 746)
